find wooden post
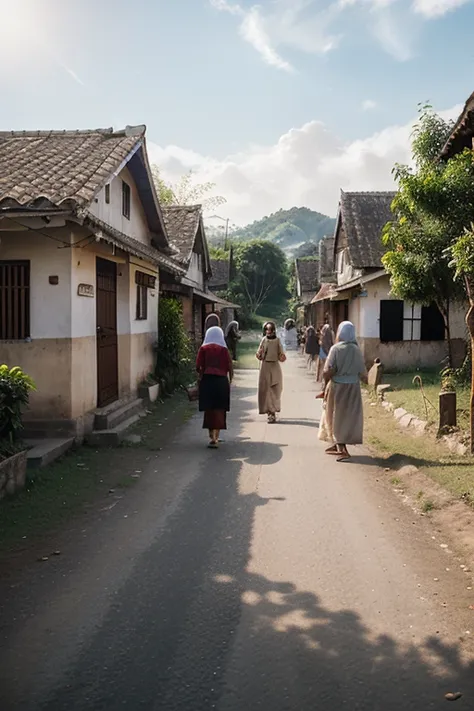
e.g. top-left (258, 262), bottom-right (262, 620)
top-left (439, 391), bottom-right (457, 430)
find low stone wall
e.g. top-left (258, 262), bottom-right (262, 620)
top-left (0, 450), bottom-right (28, 500)
top-left (360, 337), bottom-right (466, 371)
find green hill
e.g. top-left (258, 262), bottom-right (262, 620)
top-left (210, 207), bottom-right (336, 254)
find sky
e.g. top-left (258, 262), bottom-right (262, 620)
top-left (1, 0), bottom-right (473, 226)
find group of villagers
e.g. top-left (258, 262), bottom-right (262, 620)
top-left (196, 312), bottom-right (368, 461)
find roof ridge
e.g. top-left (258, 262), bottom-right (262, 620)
top-left (342, 190), bottom-right (396, 197)
top-left (163, 204), bottom-right (202, 211)
top-left (0, 125), bottom-right (146, 140)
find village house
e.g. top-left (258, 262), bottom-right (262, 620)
top-left (160, 207), bottom-right (238, 341)
top-left (311, 191), bottom-right (466, 370)
top-left (309, 236), bottom-right (336, 327)
top-left (208, 251), bottom-right (238, 330)
top-left (294, 257), bottom-right (319, 326)
top-left (0, 125), bottom-right (185, 441)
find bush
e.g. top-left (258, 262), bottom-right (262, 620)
top-left (154, 298), bottom-right (194, 391)
top-left (0, 365), bottom-right (35, 458)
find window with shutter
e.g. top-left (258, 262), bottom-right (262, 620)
top-left (421, 303), bottom-right (445, 341)
top-left (380, 300), bottom-right (403, 342)
top-left (0, 261), bottom-right (30, 340)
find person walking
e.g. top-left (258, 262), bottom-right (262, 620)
top-left (225, 320), bottom-right (241, 361)
top-left (304, 325), bottom-right (320, 373)
top-left (317, 317), bottom-right (334, 381)
top-left (196, 326), bottom-right (233, 449)
top-left (283, 319), bottom-right (298, 351)
top-left (317, 321), bottom-right (368, 462)
top-left (204, 313), bottom-right (220, 333)
top-left (257, 321), bottom-right (286, 423)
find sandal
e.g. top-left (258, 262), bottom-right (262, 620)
top-left (208, 442), bottom-right (218, 449)
top-left (325, 445), bottom-right (338, 455)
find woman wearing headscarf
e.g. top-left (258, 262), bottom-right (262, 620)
top-left (196, 326), bottom-right (233, 448)
top-left (317, 321), bottom-right (368, 462)
top-left (204, 312), bottom-right (220, 333)
top-left (283, 319), bottom-right (298, 351)
top-left (225, 320), bottom-right (241, 361)
top-left (256, 321), bottom-right (286, 423)
top-left (317, 317), bottom-right (335, 381)
top-left (304, 326), bottom-right (320, 372)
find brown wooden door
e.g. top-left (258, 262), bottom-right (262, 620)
top-left (96, 258), bottom-right (118, 407)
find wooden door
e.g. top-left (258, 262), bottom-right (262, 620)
top-left (96, 258), bottom-right (118, 407)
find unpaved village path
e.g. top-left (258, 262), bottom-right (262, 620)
top-left (2, 355), bottom-right (474, 710)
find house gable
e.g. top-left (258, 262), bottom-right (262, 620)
top-left (162, 205), bottom-right (211, 288)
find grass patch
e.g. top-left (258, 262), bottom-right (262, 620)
top-left (422, 499), bottom-right (436, 513)
top-left (236, 340), bottom-right (259, 370)
top-left (384, 371), bottom-right (469, 431)
top-left (0, 392), bottom-right (193, 554)
top-left (390, 476), bottom-right (401, 486)
top-left (364, 398), bottom-right (474, 503)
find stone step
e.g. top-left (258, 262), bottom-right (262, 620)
top-left (86, 413), bottom-right (143, 448)
top-left (94, 398), bottom-right (144, 431)
top-left (26, 437), bottom-right (75, 470)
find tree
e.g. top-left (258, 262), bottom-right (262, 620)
top-left (229, 240), bottom-right (289, 316)
top-left (449, 226), bottom-right (474, 452)
top-left (382, 105), bottom-right (471, 367)
top-left (151, 166), bottom-right (226, 211)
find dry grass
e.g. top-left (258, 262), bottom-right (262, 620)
top-left (364, 397), bottom-right (474, 503)
top-left (383, 371), bottom-right (470, 431)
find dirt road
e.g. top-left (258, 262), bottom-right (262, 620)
top-left (1, 355), bottom-right (474, 709)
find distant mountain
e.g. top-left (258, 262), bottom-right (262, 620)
top-left (206, 207), bottom-right (336, 256)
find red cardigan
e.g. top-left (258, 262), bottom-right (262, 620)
top-left (196, 344), bottom-right (232, 377)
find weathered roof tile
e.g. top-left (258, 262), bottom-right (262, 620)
top-left (339, 191), bottom-right (395, 269)
top-left (295, 258), bottom-right (319, 293)
top-left (161, 205), bottom-right (202, 266)
top-left (0, 127), bottom-right (145, 210)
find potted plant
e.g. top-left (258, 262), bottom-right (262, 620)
top-left (138, 373), bottom-right (160, 404)
top-left (0, 365), bottom-right (35, 499)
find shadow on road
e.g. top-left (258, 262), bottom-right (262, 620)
top-left (3, 372), bottom-right (474, 710)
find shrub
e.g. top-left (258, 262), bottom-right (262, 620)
top-left (154, 298), bottom-right (194, 390)
top-left (0, 365), bottom-right (35, 457)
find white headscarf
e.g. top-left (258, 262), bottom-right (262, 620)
top-left (225, 321), bottom-right (239, 337)
top-left (203, 326), bottom-right (227, 348)
top-left (336, 321), bottom-right (357, 344)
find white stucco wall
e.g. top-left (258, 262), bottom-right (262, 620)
top-left (88, 165), bottom-right (151, 247)
top-left (347, 274), bottom-right (467, 341)
top-left (186, 252), bottom-right (204, 289)
top-left (0, 228), bottom-right (72, 339)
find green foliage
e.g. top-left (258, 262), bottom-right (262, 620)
top-left (449, 224), bottom-right (474, 280)
top-left (209, 245), bottom-right (230, 260)
top-left (0, 365), bottom-right (35, 457)
top-left (228, 240), bottom-right (289, 316)
top-left (227, 207), bottom-right (335, 251)
top-left (294, 241), bottom-right (320, 259)
top-left (154, 299), bottom-right (193, 390)
top-left (382, 104), bottom-right (471, 346)
top-left (151, 166), bottom-right (226, 211)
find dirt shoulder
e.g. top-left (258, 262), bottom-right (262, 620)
top-left (364, 393), bottom-right (474, 567)
top-left (0, 393), bottom-right (193, 567)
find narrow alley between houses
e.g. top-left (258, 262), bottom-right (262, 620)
top-left (2, 355), bottom-right (474, 710)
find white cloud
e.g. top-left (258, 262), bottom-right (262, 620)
top-left (412, 0), bottom-right (472, 17)
top-left (210, 0), bottom-right (341, 71)
top-left (148, 104), bottom-right (461, 226)
top-left (362, 99), bottom-right (377, 110)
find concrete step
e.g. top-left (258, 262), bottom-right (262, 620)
top-left (26, 437), bottom-right (75, 470)
top-left (86, 413), bottom-right (143, 448)
top-left (94, 398), bottom-right (144, 431)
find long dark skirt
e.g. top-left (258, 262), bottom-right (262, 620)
top-left (199, 374), bottom-right (230, 430)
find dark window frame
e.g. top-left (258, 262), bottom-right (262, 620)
top-left (136, 284), bottom-right (148, 320)
top-left (105, 184), bottom-right (110, 204)
top-left (0, 260), bottom-right (31, 340)
top-left (122, 180), bottom-right (131, 220)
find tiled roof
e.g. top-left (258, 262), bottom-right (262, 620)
top-left (440, 91), bottom-right (474, 160)
top-left (209, 259), bottom-right (230, 289)
top-left (84, 213), bottom-right (185, 276)
top-left (311, 283), bottom-right (338, 304)
top-left (161, 205), bottom-right (202, 266)
top-left (318, 236), bottom-right (335, 282)
top-left (295, 258), bottom-right (319, 293)
top-left (339, 191), bottom-right (395, 269)
top-left (0, 126), bottom-right (145, 210)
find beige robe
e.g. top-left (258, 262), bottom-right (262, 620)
top-left (318, 342), bottom-right (367, 445)
top-left (257, 337), bottom-right (284, 414)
